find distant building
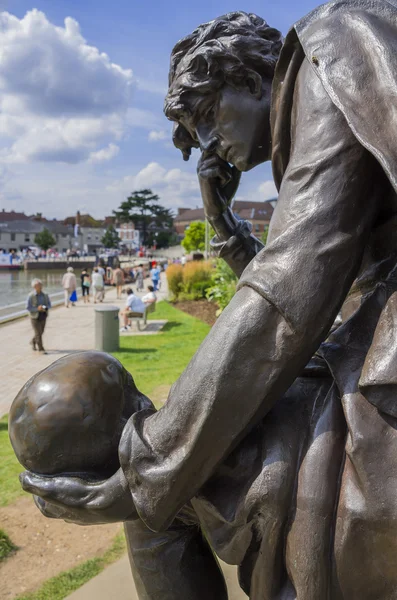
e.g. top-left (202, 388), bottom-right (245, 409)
top-left (0, 209), bottom-right (32, 222)
top-left (65, 212), bottom-right (106, 254)
top-left (117, 222), bottom-right (139, 249)
top-left (174, 199), bottom-right (275, 236)
top-left (0, 220), bottom-right (72, 252)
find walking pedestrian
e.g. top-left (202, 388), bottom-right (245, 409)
top-left (62, 266), bottom-right (77, 308)
top-left (112, 266), bottom-right (124, 299)
top-left (97, 263), bottom-right (106, 278)
top-left (26, 278), bottom-right (51, 353)
top-left (92, 267), bottom-right (104, 303)
top-left (136, 264), bottom-right (144, 291)
top-left (80, 269), bottom-right (91, 304)
top-left (150, 262), bottom-right (161, 291)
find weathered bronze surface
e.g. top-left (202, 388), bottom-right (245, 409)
top-left (11, 1), bottom-right (397, 598)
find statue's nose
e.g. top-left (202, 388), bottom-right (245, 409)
top-left (197, 131), bottom-right (218, 154)
top-left (201, 137), bottom-right (218, 153)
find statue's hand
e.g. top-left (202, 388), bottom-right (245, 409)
top-left (20, 468), bottom-right (137, 526)
top-left (197, 154), bottom-right (241, 220)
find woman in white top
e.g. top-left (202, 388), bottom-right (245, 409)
top-left (142, 285), bottom-right (157, 305)
top-left (91, 267), bottom-right (105, 304)
top-left (61, 267), bottom-right (77, 308)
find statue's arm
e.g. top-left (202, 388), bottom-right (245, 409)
top-left (124, 509), bottom-right (228, 600)
top-left (210, 208), bottom-right (265, 278)
top-left (198, 159), bottom-right (265, 277)
top-left (119, 58), bottom-right (379, 532)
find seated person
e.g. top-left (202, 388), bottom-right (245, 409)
top-left (120, 288), bottom-right (145, 332)
top-left (141, 285), bottom-right (156, 305)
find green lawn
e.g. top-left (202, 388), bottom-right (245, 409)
top-left (0, 301), bottom-right (210, 508)
top-left (113, 301), bottom-right (210, 403)
top-left (0, 528), bottom-right (17, 561)
top-left (0, 414), bottom-right (24, 507)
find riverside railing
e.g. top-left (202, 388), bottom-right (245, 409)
top-left (0, 291), bottom-right (66, 324)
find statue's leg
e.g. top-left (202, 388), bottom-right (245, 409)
top-left (333, 392), bottom-right (397, 600)
top-left (241, 376), bottom-right (345, 600)
top-left (124, 510), bottom-right (228, 600)
top-left (193, 372), bottom-right (342, 600)
top-left (285, 381), bottom-right (346, 600)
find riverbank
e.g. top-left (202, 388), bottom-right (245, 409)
top-left (24, 259), bottom-right (95, 271)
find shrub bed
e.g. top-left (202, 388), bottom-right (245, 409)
top-left (167, 261), bottom-right (213, 301)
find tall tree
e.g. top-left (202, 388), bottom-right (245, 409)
top-left (113, 189), bottom-right (160, 246)
top-left (101, 225), bottom-right (121, 249)
top-left (34, 228), bottom-right (56, 251)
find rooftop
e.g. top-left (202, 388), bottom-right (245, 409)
top-left (174, 199), bottom-right (275, 223)
top-left (0, 210), bottom-right (31, 222)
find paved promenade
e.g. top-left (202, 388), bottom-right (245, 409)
top-left (0, 276), bottom-right (168, 418)
top-left (66, 555), bottom-right (246, 600)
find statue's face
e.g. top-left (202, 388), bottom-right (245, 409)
top-left (182, 80), bottom-right (272, 171)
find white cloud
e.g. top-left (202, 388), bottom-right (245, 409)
top-left (148, 130), bottom-right (168, 142)
top-left (136, 79), bottom-right (167, 96)
top-left (107, 161), bottom-right (201, 209)
top-left (0, 10), bottom-right (134, 164)
top-left (126, 108), bottom-right (162, 130)
top-left (258, 180), bottom-right (278, 200)
top-left (88, 143), bottom-right (119, 163)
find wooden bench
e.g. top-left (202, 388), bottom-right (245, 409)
top-left (127, 301), bottom-right (156, 331)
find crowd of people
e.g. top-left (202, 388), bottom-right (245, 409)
top-left (25, 261), bottom-right (162, 352)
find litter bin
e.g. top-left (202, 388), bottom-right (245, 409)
top-left (95, 305), bottom-right (120, 352)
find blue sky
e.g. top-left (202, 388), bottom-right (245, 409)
top-left (0, 0), bottom-right (321, 219)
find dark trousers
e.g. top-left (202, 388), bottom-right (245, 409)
top-left (31, 317), bottom-right (46, 351)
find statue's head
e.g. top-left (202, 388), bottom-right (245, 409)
top-left (9, 352), bottom-right (153, 476)
top-left (165, 12), bottom-right (283, 171)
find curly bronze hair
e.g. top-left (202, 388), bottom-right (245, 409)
top-left (164, 11), bottom-right (283, 161)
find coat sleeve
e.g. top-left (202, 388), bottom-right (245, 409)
top-left (119, 58), bottom-right (381, 532)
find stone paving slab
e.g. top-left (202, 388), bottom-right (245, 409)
top-left (0, 276), bottom-right (168, 418)
top-left (120, 319), bottom-right (168, 336)
top-left (65, 554), bottom-right (247, 600)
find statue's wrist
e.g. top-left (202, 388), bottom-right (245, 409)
top-left (209, 207), bottom-right (239, 241)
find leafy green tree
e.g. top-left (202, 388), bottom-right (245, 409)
top-left (152, 206), bottom-right (174, 229)
top-left (147, 206), bottom-right (176, 248)
top-left (149, 230), bottom-right (179, 249)
top-left (181, 221), bottom-right (207, 252)
top-left (113, 189), bottom-right (161, 246)
top-left (34, 228), bottom-right (56, 251)
top-left (101, 225), bottom-right (121, 249)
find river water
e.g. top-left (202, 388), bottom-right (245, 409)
top-left (0, 269), bottom-right (72, 308)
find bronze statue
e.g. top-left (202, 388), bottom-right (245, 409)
top-left (11, 1), bottom-right (397, 597)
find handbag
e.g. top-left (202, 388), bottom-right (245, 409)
top-left (70, 290), bottom-right (78, 302)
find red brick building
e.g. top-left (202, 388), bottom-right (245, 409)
top-left (174, 200), bottom-right (275, 236)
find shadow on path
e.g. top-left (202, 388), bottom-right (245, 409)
top-left (161, 321), bottom-right (182, 332)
